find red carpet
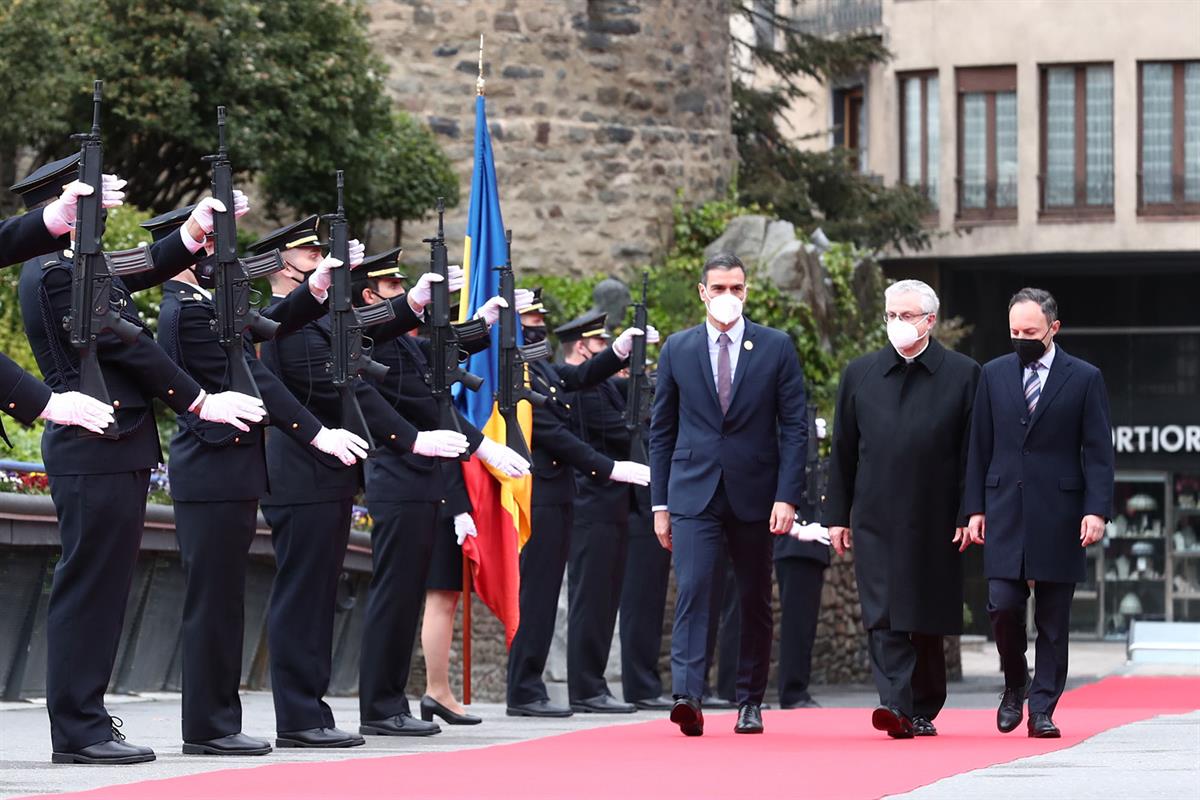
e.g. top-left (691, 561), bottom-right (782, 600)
top-left (26, 676), bottom-right (1200, 800)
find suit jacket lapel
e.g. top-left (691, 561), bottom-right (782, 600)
top-left (726, 320), bottom-right (757, 411)
top-left (694, 325), bottom-right (720, 410)
top-left (1028, 348), bottom-right (1074, 431)
top-left (1004, 353), bottom-right (1028, 420)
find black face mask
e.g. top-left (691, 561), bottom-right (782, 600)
top-left (1011, 334), bottom-right (1049, 366)
top-left (192, 253), bottom-right (218, 290)
top-left (523, 325), bottom-right (547, 345)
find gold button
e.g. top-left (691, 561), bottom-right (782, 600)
top-left (167, 389), bottom-right (174, 396)
top-left (591, 470), bottom-right (597, 476)
top-left (292, 422), bottom-right (299, 429)
top-left (440, 499), bottom-right (447, 504)
top-left (112, 400), bottom-right (120, 408)
top-left (550, 386), bottom-right (557, 393)
top-left (7, 402), bottom-right (14, 409)
top-left (565, 403), bottom-right (571, 410)
top-left (390, 433), bottom-right (397, 440)
top-left (234, 436), bottom-right (240, 444)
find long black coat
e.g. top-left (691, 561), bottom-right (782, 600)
top-left (822, 339), bottom-right (980, 635)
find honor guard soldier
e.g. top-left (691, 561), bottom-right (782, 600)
top-left (255, 218), bottom-right (469, 749)
top-left (13, 157), bottom-right (266, 764)
top-left (351, 250), bottom-right (530, 734)
top-left (560, 312), bottom-right (656, 714)
top-left (149, 205), bottom-right (368, 756)
top-left (0, 155), bottom-right (115, 439)
top-left (506, 296), bottom-right (653, 718)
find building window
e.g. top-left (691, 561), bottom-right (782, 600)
top-left (956, 66), bottom-right (1017, 221)
top-left (1139, 61), bottom-right (1200, 214)
top-left (1039, 63), bottom-right (1114, 216)
top-left (900, 71), bottom-right (939, 207)
top-left (833, 84), bottom-right (867, 172)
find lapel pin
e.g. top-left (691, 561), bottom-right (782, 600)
top-left (744, 340), bottom-right (754, 351)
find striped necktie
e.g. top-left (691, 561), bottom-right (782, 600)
top-left (1024, 362), bottom-right (1042, 414)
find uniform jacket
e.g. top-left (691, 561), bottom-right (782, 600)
top-left (822, 340), bottom-right (979, 633)
top-left (569, 374), bottom-right (636, 523)
top-left (649, 319), bottom-right (807, 521)
top-left (258, 293), bottom-right (423, 506)
top-left (364, 333), bottom-right (485, 508)
top-left (528, 349), bottom-right (625, 507)
top-left (157, 279), bottom-right (328, 501)
top-left (963, 346), bottom-right (1115, 583)
top-left (18, 234), bottom-right (203, 475)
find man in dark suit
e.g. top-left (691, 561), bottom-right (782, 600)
top-left (649, 252), bottom-right (807, 737)
top-left (151, 205), bottom-right (368, 756)
top-left (256, 219), bottom-right (470, 748)
top-left (964, 287), bottom-right (1114, 739)
top-left (506, 300), bottom-right (651, 718)
top-left (14, 161), bottom-right (265, 764)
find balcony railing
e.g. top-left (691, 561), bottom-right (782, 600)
top-left (1137, 171), bottom-right (1200, 217)
top-left (791, 0), bottom-right (883, 36)
top-left (956, 177), bottom-right (1018, 223)
top-left (1037, 173), bottom-right (1115, 219)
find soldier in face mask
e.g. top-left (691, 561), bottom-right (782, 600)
top-left (823, 279), bottom-right (981, 740)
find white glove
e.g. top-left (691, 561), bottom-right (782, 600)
top-left (311, 426), bottom-right (369, 466)
top-left (186, 196), bottom-right (227, 236)
top-left (454, 512), bottom-right (478, 546)
top-left (609, 460), bottom-right (651, 486)
top-left (407, 265), bottom-right (465, 312)
top-left (348, 238), bottom-right (365, 269)
top-left (513, 288), bottom-right (534, 311)
top-left (194, 390), bottom-right (266, 433)
top-left (815, 417), bottom-right (827, 440)
top-left (474, 295), bottom-right (509, 327)
top-left (308, 255), bottom-right (343, 296)
top-left (613, 326), bottom-right (658, 359)
top-left (475, 436), bottom-right (531, 478)
top-left (789, 521), bottom-right (832, 545)
top-left (38, 391), bottom-right (115, 434)
top-left (42, 175), bottom-right (126, 237)
top-left (412, 429), bottom-right (470, 458)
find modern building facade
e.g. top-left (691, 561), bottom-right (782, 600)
top-left (761, 0), bottom-right (1200, 637)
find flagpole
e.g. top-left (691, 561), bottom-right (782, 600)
top-left (460, 33), bottom-right (486, 709)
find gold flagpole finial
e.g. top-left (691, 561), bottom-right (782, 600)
top-left (476, 34), bottom-right (486, 96)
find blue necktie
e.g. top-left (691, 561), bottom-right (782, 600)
top-left (1024, 362), bottom-right (1042, 415)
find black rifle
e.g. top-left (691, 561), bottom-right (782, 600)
top-left (201, 105), bottom-right (285, 419)
top-left (65, 80), bottom-right (154, 439)
top-left (324, 170), bottom-right (394, 449)
top-left (422, 197), bottom-right (485, 459)
top-left (494, 229), bottom-right (549, 462)
top-left (623, 270), bottom-right (652, 463)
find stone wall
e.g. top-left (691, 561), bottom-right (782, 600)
top-left (366, 0), bottom-right (735, 274)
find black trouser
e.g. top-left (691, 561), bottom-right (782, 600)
top-left (989, 578), bottom-right (1075, 716)
top-left (262, 498), bottom-right (353, 733)
top-left (46, 470), bottom-right (150, 752)
top-left (507, 502), bottom-right (572, 706)
top-left (711, 558), bottom-right (740, 702)
top-left (670, 483), bottom-right (773, 706)
top-left (775, 558), bottom-right (826, 706)
top-left (359, 501), bottom-right (439, 721)
top-left (619, 508), bottom-right (672, 703)
top-left (174, 499), bottom-right (258, 743)
top-left (867, 629), bottom-right (947, 720)
top-left (567, 517), bottom-right (628, 702)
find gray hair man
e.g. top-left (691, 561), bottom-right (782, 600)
top-left (822, 279), bottom-right (981, 739)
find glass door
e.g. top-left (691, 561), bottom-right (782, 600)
top-left (1103, 472), bottom-right (1169, 637)
top-left (1169, 473), bottom-right (1200, 622)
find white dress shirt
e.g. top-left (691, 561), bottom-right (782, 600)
top-left (706, 315), bottom-right (745, 385)
top-left (1026, 341), bottom-right (1056, 392)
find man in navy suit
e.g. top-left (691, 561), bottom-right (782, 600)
top-left (649, 253), bottom-right (807, 736)
top-left (964, 287), bottom-right (1114, 739)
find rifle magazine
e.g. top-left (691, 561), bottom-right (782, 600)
top-left (105, 245), bottom-right (154, 276)
top-left (354, 300), bottom-right (397, 326)
top-left (242, 250), bottom-right (285, 280)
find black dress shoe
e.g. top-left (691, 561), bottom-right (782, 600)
top-left (632, 695), bottom-right (676, 711)
top-left (52, 716), bottom-right (156, 764)
top-left (420, 696), bottom-right (482, 725)
top-left (700, 694), bottom-right (738, 710)
top-left (570, 694), bottom-right (637, 714)
top-left (734, 704), bottom-right (764, 734)
top-left (276, 727), bottom-right (365, 748)
top-left (183, 732), bottom-right (272, 756)
top-left (670, 696), bottom-right (704, 737)
top-left (997, 680), bottom-right (1029, 733)
top-left (360, 713), bottom-right (441, 736)
top-left (871, 705), bottom-right (914, 739)
top-left (506, 700), bottom-right (573, 718)
top-left (911, 715), bottom-right (938, 737)
top-left (1027, 712), bottom-right (1061, 738)
top-left (781, 695), bottom-right (821, 709)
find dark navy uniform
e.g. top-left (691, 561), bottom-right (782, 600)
top-left (259, 290), bottom-right (424, 736)
top-left (157, 268), bottom-right (329, 747)
top-left (506, 348), bottom-right (624, 709)
top-left (18, 232), bottom-right (203, 755)
top-left (619, 474), bottom-right (672, 705)
top-left (772, 498), bottom-right (829, 708)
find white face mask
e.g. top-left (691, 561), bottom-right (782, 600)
top-left (703, 289), bottom-right (743, 325)
top-left (887, 316), bottom-right (929, 351)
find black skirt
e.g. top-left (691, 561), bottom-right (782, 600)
top-left (426, 512), bottom-right (464, 592)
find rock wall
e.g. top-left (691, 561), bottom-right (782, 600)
top-left (366, 0), bottom-right (735, 274)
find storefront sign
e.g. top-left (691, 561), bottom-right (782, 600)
top-left (1112, 425), bottom-right (1200, 454)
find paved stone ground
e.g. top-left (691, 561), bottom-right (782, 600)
top-left (1, 642), bottom-right (1197, 799)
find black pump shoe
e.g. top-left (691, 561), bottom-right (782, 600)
top-left (420, 695), bottom-right (482, 726)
